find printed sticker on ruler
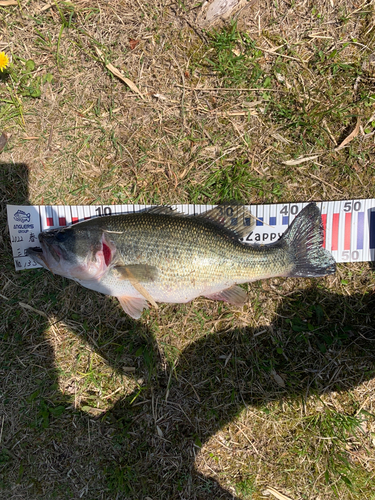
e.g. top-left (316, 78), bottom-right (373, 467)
top-left (7, 205), bottom-right (42, 270)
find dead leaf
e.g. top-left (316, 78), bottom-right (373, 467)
top-left (156, 425), bottom-right (163, 438)
top-left (0, 131), bottom-right (9, 152)
top-left (335, 117), bottom-right (360, 151)
top-left (153, 93), bottom-right (167, 101)
top-left (282, 155), bottom-right (319, 166)
top-left (129, 39), bottom-right (139, 50)
top-left (81, 406), bottom-right (106, 416)
top-left (106, 63), bottom-right (144, 100)
top-left (242, 100), bottom-right (263, 108)
top-left (94, 47), bottom-right (144, 100)
top-left (0, 0), bottom-right (18, 5)
top-left (214, 111), bottom-right (248, 117)
top-left (40, 3), bottom-right (54, 12)
top-left (19, 302), bottom-right (48, 319)
top-left (270, 369), bottom-right (285, 388)
top-left (263, 486), bottom-right (295, 500)
top-left (271, 132), bottom-right (292, 144)
top-left (198, 0), bottom-right (246, 27)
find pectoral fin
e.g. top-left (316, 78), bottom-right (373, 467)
top-left (114, 264), bottom-right (158, 309)
top-left (114, 264), bottom-right (158, 282)
top-left (204, 285), bottom-right (247, 306)
top-left (117, 296), bottom-right (149, 319)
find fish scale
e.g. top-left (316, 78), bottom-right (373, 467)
top-left (26, 204), bottom-right (336, 319)
top-left (99, 214), bottom-right (284, 286)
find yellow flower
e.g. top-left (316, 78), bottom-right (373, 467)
top-left (0, 52), bottom-right (9, 72)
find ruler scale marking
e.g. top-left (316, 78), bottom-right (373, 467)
top-left (7, 200), bottom-right (375, 270)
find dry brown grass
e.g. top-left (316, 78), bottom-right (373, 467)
top-left (1, 0), bottom-right (375, 498)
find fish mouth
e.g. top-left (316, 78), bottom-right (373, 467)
top-left (26, 235), bottom-right (61, 270)
top-left (25, 245), bottom-right (47, 267)
top-left (25, 247), bottom-right (44, 264)
top-left (40, 235), bottom-right (62, 263)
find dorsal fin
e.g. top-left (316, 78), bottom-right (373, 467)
top-left (193, 205), bottom-right (256, 239)
top-left (145, 206), bottom-right (183, 216)
top-left (145, 204), bottom-right (255, 239)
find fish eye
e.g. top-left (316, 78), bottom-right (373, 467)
top-left (55, 231), bottom-right (68, 242)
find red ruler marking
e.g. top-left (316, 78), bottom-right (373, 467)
top-left (321, 213), bottom-right (327, 248)
top-left (58, 217), bottom-right (66, 226)
top-left (72, 217), bottom-right (78, 224)
top-left (331, 213), bottom-right (339, 251)
top-left (46, 217), bottom-right (53, 227)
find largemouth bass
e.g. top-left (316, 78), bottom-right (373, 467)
top-left (26, 203), bottom-right (336, 319)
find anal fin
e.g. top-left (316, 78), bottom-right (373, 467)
top-left (117, 296), bottom-right (149, 319)
top-left (204, 285), bottom-right (247, 306)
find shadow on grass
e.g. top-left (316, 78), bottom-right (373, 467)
top-left (1, 163), bottom-right (375, 499)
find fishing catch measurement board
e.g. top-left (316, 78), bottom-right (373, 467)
top-left (7, 199), bottom-right (375, 271)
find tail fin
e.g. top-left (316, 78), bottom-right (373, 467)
top-left (281, 203), bottom-right (336, 278)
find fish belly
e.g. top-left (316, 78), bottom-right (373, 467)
top-left (75, 274), bottom-right (237, 304)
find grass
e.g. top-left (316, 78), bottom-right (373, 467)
top-left (1, 0), bottom-right (375, 498)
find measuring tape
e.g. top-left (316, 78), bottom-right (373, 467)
top-left (7, 199), bottom-right (374, 271)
